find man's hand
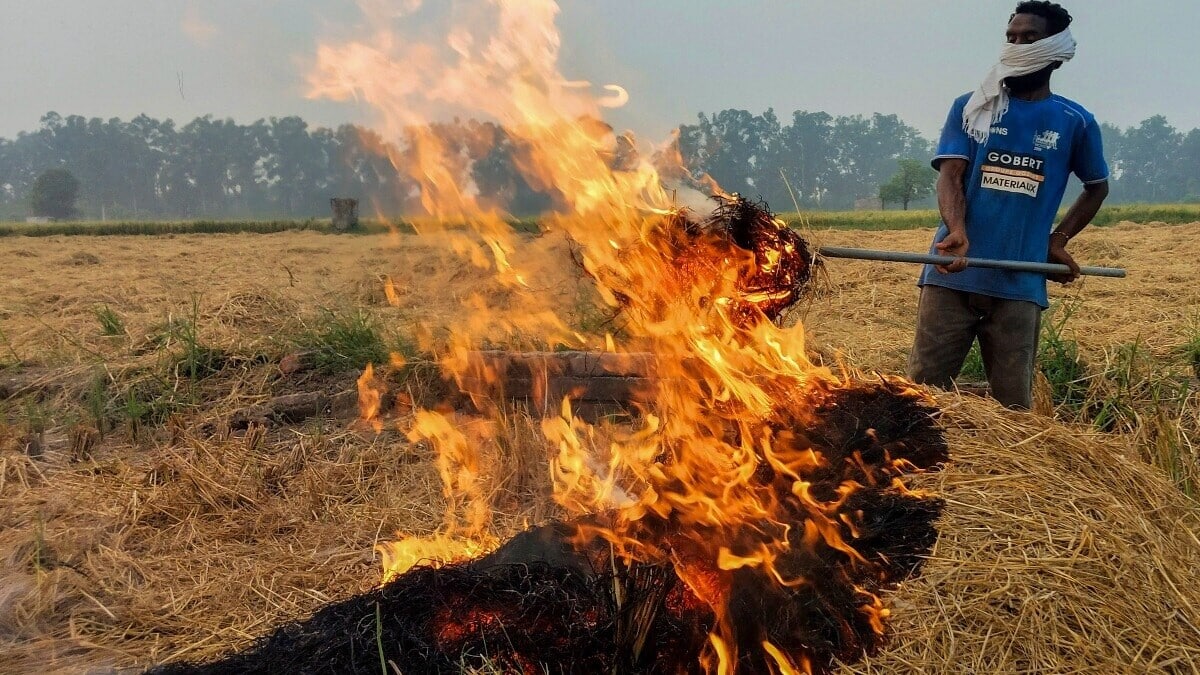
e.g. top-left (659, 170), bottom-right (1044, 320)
top-left (935, 230), bottom-right (969, 273)
top-left (1048, 237), bottom-right (1081, 284)
top-left (934, 159), bottom-right (969, 274)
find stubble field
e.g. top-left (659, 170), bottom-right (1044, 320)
top-left (1, 220), bottom-right (1199, 673)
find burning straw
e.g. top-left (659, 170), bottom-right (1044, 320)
top-left (587, 194), bottom-right (819, 328)
top-left (151, 376), bottom-right (947, 675)
top-left (4, 390), bottom-right (1199, 673)
top-left (147, 193), bottom-right (945, 674)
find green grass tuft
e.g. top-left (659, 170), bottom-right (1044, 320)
top-left (21, 399), bottom-right (50, 437)
top-left (297, 310), bottom-right (405, 373)
top-left (94, 305), bottom-right (125, 337)
top-left (1037, 303), bottom-right (1090, 412)
top-left (1178, 316), bottom-right (1200, 380)
top-left (85, 371), bottom-right (110, 438)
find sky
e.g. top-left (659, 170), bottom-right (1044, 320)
top-left (1, 0), bottom-right (1197, 142)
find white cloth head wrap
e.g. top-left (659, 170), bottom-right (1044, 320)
top-left (963, 29), bottom-right (1076, 144)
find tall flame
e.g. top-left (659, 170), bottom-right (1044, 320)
top-left (310, 2), bottom-right (895, 672)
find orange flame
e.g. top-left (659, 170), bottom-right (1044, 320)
top-left (356, 363), bottom-right (383, 432)
top-left (311, 2), bottom-right (913, 671)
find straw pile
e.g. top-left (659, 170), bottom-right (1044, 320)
top-left (853, 393), bottom-right (1200, 673)
top-left (148, 378), bottom-right (949, 674)
top-left (1, 390), bottom-right (1197, 673)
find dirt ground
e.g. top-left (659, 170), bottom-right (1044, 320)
top-left (1, 220), bottom-right (1198, 673)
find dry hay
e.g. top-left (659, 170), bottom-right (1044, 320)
top-left (851, 394), bottom-right (1200, 673)
top-left (0, 403), bottom-right (566, 674)
top-left (1, 223), bottom-right (1200, 672)
top-left (0, 391), bottom-right (1197, 673)
top-left (2, 221), bottom-right (1198, 374)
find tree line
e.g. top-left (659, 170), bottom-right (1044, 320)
top-left (1, 109), bottom-right (1197, 220)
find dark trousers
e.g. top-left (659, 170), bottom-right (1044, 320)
top-left (907, 285), bottom-right (1042, 409)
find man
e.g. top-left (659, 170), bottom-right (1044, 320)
top-left (907, 1), bottom-right (1109, 409)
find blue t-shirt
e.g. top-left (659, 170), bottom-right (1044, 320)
top-left (918, 92), bottom-right (1109, 308)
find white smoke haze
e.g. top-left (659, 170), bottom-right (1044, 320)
top-left (2, 1), bottom-right (1198, 142)
top-left (306, 0), bottom-right (694, 223)
top-left (181, 3), bottom-right (219, 47)
top-left (308, 1), bottom-right (571, 133)
top-left (356, 0), bottom-right (425, 20)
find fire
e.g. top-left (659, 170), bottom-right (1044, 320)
top-left (311, 2), bottom-right (941, 673)
top-left (355, 364), bottom-right (383, 431)
top-left (376, 533), bottom-right (489, 584)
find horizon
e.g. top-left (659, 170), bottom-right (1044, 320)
top-left (2, 1), bottom-right (1198, 143)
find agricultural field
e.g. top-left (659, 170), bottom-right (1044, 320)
top-left (1, 218), bottom-right (1199, 672)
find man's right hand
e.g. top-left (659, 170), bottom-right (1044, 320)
top-left (935, 230), bottom-right (970, 273)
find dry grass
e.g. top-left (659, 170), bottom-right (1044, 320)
top-left (0, 412), bottom-right (561, 673)
top-left (1, 221), bottom-right (1199, 673)
top-left (3, 221), bottom-right (1191, 371)
top-left (851, 395), bottom-right (1200, 673)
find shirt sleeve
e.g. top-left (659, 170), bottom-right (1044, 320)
top-left (931, 97), bottom-right (973, 170)
top-left (1071, 119), bottom-right (1109, 184)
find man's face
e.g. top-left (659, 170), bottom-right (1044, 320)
top-left (1003, 12), bottom-right (1058, 92)
top-left (1006, 13), bottom-right (1050, 45)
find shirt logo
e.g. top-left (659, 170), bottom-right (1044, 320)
top-left (981, 151), bottom-right (1045, 198)
top-left (990, 126), bottom-right (1008, 136)
top-left (1033, 130), bottom-right (1060, 151)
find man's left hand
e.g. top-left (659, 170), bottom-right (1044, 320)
top-left (1048, 240), bottom-right (1081, 284)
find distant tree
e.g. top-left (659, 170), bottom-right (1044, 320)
top-left (779, 111), bottom-right (835, 207)
top-left (824, 114), bottom-right (932, 209)
top-left (472, 123), bottom-right (554, 216)
top-left (1174, 128), bottom-right (1200, 200)
top-left (879, 158), bottom-right (935, 210)
top-left (4, 109), bottom-right (1200, 219)
top-left (29, 167), bottom-right (80, 219)
top-left (678, 109), bottom-right (784, 204)
top-left (1113, 115), bottom-right (1182, 202)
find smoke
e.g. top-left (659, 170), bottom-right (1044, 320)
top-left (181, 4), bottom-right (218, 47)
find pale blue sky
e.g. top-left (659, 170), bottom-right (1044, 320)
top-left (1, 1), bottom-right (1196, 140)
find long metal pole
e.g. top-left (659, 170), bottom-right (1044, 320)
top-left (817, 246), bottom-right (1127, 279)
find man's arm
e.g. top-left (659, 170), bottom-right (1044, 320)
top-left (934, 158), bottom-right (970, 274)
top-left (1048, 180), bottom-right (1109, 282)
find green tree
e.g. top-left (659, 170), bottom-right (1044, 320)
top-left (1114, 115), bottom-right (1182, 202)
top-left (29, 167), bottom-right (80, 219)
top-left (779, 111), bottom-right (835, 207)
top-left (678, 109), bottom-right (784, 204)
top-left (1174, 128), bottom-right (1200, 200)
top-left (879, 158), bottom-right (935, 210)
